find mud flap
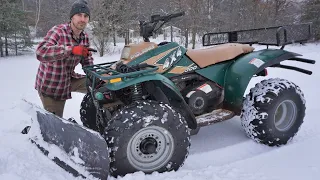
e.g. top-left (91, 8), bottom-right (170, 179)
top-left (20, 99), bottom-right (110, 180)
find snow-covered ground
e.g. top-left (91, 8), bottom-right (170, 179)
top-left (0, 42), bottom-right (319, 180)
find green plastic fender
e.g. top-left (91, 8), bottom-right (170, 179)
top-left (105, 73), bottom-right (197, 129)
top-left (223, 49), bottom-right (301, 114)
top-left (105, 73), bottom-right (177, 91)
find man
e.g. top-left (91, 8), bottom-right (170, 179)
top-left (35, 0), bottom-right (93, 118)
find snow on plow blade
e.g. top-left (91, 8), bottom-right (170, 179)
top-left (20, 99), bottom-right (109, 179)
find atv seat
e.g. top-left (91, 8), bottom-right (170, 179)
top-left (186, 43), bottom-right (254, 68)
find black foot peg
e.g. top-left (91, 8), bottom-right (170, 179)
top-left (67, 117), bottom-right (78, 124)
top-left (21, 126), bottom-right (31, 134)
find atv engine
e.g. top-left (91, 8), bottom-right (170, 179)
top-left (171, 74), bottom-right (223, 115)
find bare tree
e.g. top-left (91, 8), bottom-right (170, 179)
top-left (34, 0), bottom-right (41, 37)
top-left (12, 0), bottom-right (311, 56)
top-left (90, 0), bottom-right (135, 56)
top-left (301, 0), bottom-right (320, 40)
top-left (183, 0), bottom-right (206, 49)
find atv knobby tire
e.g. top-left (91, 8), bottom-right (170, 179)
top-left (190, 126), bottom-right (200, 135)
top-left (241, 78), bottom-right (306, 146)
top-left (105, 100), bottom-right (190, 177)
top-left (80, 93), bottom-right (98, 131)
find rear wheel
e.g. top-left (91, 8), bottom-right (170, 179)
top-left (105, 100), bottom-right (190, 177)
top-left (241, 78), bottom-right (306, 146)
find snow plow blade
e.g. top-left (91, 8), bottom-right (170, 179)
top-left (20, 99), bottom-right (109, 180)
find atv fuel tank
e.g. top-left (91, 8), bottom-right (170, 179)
top-left (120, 42), bottom-right (158, 61)
top-left (118, 42), bottom-right (196, 76)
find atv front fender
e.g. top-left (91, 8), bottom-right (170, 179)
top-left (105, 73), bottom-right (178, 91)
top-left (223, 49), bottom-right (301, 115)
top-left (106, 74), bottom-right (197, 129)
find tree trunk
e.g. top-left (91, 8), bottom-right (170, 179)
top-left (125, 29), bottom-right (130, 45)
top-left (192, 28), bottom-right (196, 49)
top-left (5, 34), bottom-right (8, 56)
top-left (184, 28), bottom-right (188, 48)
top-left (34, 0), bottom-right (41, 37)
top-left (22, 0), bottom-right (25, 11)
top-left (170, 26), bottom-right (173, 42)
top-left (113, 25), bottom-right (116, 46)
top-left (15, 32), bottom-right (17, 56)
top-left (253, 0), bottom-right (258, 28)
top-left (99, 39), bottom-right (104, 57)
top-left (0, 40), bottom-right (3, 57)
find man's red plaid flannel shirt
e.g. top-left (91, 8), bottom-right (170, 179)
top-left (35, 23), bottom-right (93, 100)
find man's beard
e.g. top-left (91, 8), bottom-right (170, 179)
top-left (73, 21), bottom-right (86, 30)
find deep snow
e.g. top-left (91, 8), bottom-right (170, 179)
top-left (0, 42), bottom-right (319, 180)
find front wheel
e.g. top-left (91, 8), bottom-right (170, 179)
top-left (104, 100), bottom-right (190, 177)
top-left (241, 78), bottom-right (306, 146)
top-left (80, 93), bottom-right (98, 131)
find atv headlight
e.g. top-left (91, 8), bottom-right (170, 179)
top-left (110, 78), bottom-right (122, 83)
top-left (121, 47), bottom-right (131, 60)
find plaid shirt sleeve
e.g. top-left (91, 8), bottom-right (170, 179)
top-left (36, 26), bottom-right (73, 62)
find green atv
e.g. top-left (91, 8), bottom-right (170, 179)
top-left (78, 12), bottom-right (316, 177)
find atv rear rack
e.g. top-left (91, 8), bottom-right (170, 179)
top-left (202, 23), bottom-right (312, 49)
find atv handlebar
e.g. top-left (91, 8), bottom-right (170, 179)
top-left (116, 62), bottom-right (150, 73)
top-left (140, 11), bottom-right (185, 42)
top-left (88, 48), bottom-right (97, 52)
top-left (150, 12), bottom-right (185, 23)
top-left (169, 12), bottom-right (185, 19)
top-left (131, 62), bottom-right (150, 70)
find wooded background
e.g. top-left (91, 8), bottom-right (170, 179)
top-left (0, 0), bottom-right (319, 57)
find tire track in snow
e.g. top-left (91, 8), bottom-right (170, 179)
top-left (184, 118), bottom-right (274, 170)
top-left (114, 128), bottom-right (320, 180)
top-left (184, 110), bottom-right (320, 170)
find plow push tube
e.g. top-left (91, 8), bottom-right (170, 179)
top-left (20, 99), bottom-right (110, 179)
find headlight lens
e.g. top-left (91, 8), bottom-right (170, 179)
top-left (110, 78), bottom-right (122, 83)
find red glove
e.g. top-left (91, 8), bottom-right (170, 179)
top-left (72, 46), bottom-right (89, 57)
